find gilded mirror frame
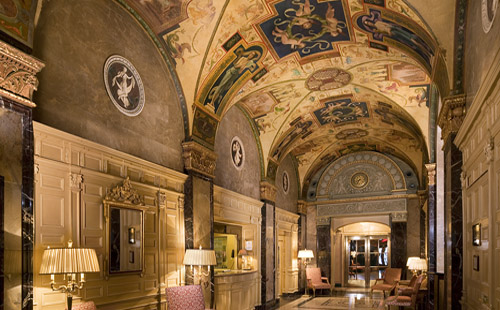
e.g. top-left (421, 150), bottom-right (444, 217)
top-left (103, 177), bottom-right (146, 278)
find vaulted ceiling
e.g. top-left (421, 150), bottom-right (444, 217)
top-left (123, 0), bottom-right (456, 193)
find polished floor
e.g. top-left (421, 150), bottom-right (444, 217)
top-left (278, 290), bottom-right (385, 310)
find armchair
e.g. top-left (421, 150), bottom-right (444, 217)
top-left (382, 274), bottom-right (424, 309)
top-left (166, 285), bottom-right (207, 310)
top-left (370, 267), bottom-right (401, 297)
top-left (66, 301), bottom-right (96, 310)
top-left (306, 267), bottom-right (332, 297)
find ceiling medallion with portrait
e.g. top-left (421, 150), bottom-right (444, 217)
top-left (104, 55), bottom-right (145, 117)
top-left (305, 68), bottom-right (352, 91)
top-left (350, 172), bottom-right (369, 189)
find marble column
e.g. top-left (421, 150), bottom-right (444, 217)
top-left (0, 41), bottom-right (44, 310)
top-left (259, 181), bottom-right (277, 309)
top-left (182, 141), bottom-right (217, 308)
top-left (438, 94), bottom-right (466, 310)
top-left (425, 163), bottom-right (437, 310)
top-left (390, 215), bottom-right (407, 274)
top-left (297, 201), bottom-right (306, 293)
top-left (316, 218), bottom-right (331, 282)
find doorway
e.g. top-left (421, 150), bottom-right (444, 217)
top-left (346, 236), bottom-right (389, 288)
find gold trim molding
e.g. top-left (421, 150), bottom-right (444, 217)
top-left (260, 181), bottom-right (277, 202)
top-left (0, 41), bottom-right (44, 107)
top-left (438, 94), bottom-right (466, 144)
top-left (105, 177), bottom-right (144, 205)
top-left (425, 163), bottom-right (436, 186)
top-left (181, 141), bottom-right (217, 178)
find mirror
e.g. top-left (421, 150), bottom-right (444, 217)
top-left (108, 206), bottom-right (143, 273)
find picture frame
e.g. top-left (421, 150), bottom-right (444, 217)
top-left (472, 223), bottom-right (481, 246)
top-left (473, 255), bottom-right (479, 271)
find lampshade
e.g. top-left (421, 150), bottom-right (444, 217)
top-left (298, 249), bottom-right (314, 259)
top-left (183, 246), bottom-right (216, 266)
top-left (409, 258), bottom-right (428, 271)
top-left (40, 247), bottom-right (100, 274)
top-left (406, 256), bottom-right (420, 267)
top-left (238, 249), bottom-right (248, 256)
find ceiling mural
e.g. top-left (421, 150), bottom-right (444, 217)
top-left (119, 0), bottom-right (454, 193)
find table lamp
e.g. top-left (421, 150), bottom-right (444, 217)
top-left (183, 245), bottom-right (217, 288)
top-left (39, 240), bottom-right (100, 310)
top-left (407, 257), bottom-right (427, 275)
top-left (298, 249), bottom-right (314, 266)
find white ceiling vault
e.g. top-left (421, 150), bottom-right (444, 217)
top-left (122, 0), bottom-right (457, 194)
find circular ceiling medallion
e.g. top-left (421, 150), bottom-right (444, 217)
top-left (305, 68), bottom-right (352, 91)
top-left (283, 171), bottom-right (290, 194)
top-left (231, 136), bottom-right (245, 170)
top-left (351, 172), bottom-right (368, 189)
top-left (104, 55), bottom-right (145, 117)
top-left (482, 0), bottom-right (498, 33)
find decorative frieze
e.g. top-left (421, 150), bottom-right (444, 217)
top-left (425, 163), bottom-right (436, 186)
top-left (317, 198), bottom-right (406, 217)
top-left (260, 181), bottom-right (277, 202)
top-left (105, 176), bottom-right (144, 205)
top-left (181, 141), bottom-right (217, 178)
top-left (438, 94), bottom-right (466, 144)
top-left (297, 200), bottom-right (307, 215)
top-left (0, 41), bottom-right (44, 107)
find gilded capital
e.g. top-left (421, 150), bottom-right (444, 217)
top-left (0, 41), bottom-right (44, 107)
top-left (425, 163), bottom-right (436, 186)
top-left (438, 94), bottom-right (466, 143)
top-left (260, 181), bottom-right (277, 202)
top-left (181, 141), bottom-right (217, 179)
top-left (297, 200), bottom-right (307, 215)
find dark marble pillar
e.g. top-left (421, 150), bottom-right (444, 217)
top-left (316, 220), bottom-right (331, 282)
top-left (390, 220), bottom-right (407, 273)
top-left (297, 202), bottom-right (306, 293)
top-left (259, 200), bottom-right (276, 308)
top-left (444, 134), bottom-right (463, 310)
top-left (427, 177), bottom-right (437, 310)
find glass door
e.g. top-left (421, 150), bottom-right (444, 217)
top-left (368, 237), bottom-right (388, 287)
top-left (347, 236), bottom-right (389, 288)
top-left (347, 238), bottom-right (366, 287)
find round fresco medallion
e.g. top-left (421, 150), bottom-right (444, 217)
top-left (351, 172), bottom-right (368, 189)
top-left (283, 171), bottom-right (289, 194)
top-left (104, 55), bottom-right (145, 117)
top-left (305, 68), bottom-right (352, 91)
top-left (482, 0), bottom-right (498, 33)
top-left (230, 136), bottom-right (245, 170)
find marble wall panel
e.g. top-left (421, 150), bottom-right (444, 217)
top-left (275, 155), bottom-right (298, 213)
top-left (390, 221), bottom-right (407, 276)
top-left (306, 205), bottom-right (317, 266)
top-left (316, 223), bottom-right (331, 281)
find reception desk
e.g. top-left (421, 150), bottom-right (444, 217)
top-left (215, 270), bottom-right (260, 310)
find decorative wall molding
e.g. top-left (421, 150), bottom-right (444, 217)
top-left (0, 41), bottom-right (44, 107)
top-left (275, 207), bottom-right (299, 225)
top-left (438, 94), bottom-right (466, 143)
top-left (105, 176), bottom-right (145, 205)
top-left (425, 163), bottom-right (436, 186)
top-left (260, 181), bottom-right (277, 203)
top-left (181, 141), bottom-right (217, 178)
top-left (391, 212), bottom-right (408, 222)
top-left (417, 190), bottom-right (428, 208)
top-left (214, 185), bottom-right (263, 223)
top-left (484, 138), bottom-right (494, 162)
top-left (317, 217), bottom-right (330, 226)
top-left (297, 200), bottom-right (307, 215)
top-left (317, 198), bottom-right (406, 217)
top-left (69, 173), bottom-right (83, 191)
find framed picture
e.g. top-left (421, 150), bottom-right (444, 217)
top-left (472, 223), bottom-right (481, 246)
top-left (473, 255), bottom-right (479, 271)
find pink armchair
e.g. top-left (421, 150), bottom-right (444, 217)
top-left (166, 285), bottom-right (207, 310)
top-left (306, 267), bottom-right (332, 297)
top-left (370, 268), bottom-right (401, 297)
top-left (66, 301), bottom-right (96, 310)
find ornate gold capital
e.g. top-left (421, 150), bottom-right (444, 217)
top-left (181, 141), bottom-right (217, 178)
top-left (425, 163), bottom-right (436, 186)
top-left (260, 181), bottom-right (277, 202)
top-left (297, 200), bottom-right (307, 215)
top-left (438, 94), bottom-right (466, 143)
top-left (0, 41), bottom-right (44, 107)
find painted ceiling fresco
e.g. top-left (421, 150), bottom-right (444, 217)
top-left (124, 0), bottom-right (454, 192)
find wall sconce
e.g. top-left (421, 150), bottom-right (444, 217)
top-left (39, 240), bottom-right (100, 310)
top-left (183, 245), bottom-right (217, 288)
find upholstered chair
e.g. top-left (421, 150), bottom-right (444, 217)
top-left (166, 285), bottom-right (207, 310)
top-left (370, 268), bottom-right (402, 297)
top-left (306, 267), bottom-right (332, 297)
top-left (382, 274), bottom-right (424, 309)
top-left (66, 301), bottom-right (96, 310)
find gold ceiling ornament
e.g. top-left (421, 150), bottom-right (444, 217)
top-left (305, 68), bottom-right (352, 91)
top-left (181, 141), bottom-right (217, 178)
top-left (260, 181), bottom-right (277, 203)
top-left (105, 176), bottom-right (144, 205)
top-left (350, 172), bottom-right (369, 189)
top-left (437, 94), bottom-right (466, 144)
top-left (0, 41), bottom-right (44, 107)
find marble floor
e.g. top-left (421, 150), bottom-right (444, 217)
top-left (278, 290), bottom-right (385, 310)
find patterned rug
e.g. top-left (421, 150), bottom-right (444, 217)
top-left (298, 296), bottom-right (383, 309)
